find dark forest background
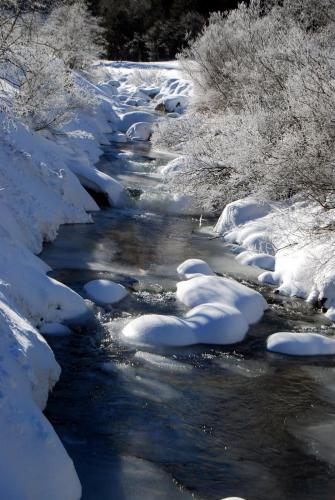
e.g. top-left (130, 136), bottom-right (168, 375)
top-left (87, 0), bottom-right (240, 61)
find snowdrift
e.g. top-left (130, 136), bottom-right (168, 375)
top-left (215, 198), bottom-right (335, 321)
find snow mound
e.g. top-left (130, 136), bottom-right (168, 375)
top-left (119, 111), bottom-right (155, 133)
top-left (126, 121), bottom-right (153, 141)
top-left (215, 198), bottom-right (271, 234)
top-left (122, 302), bottom-right (248, 347)
top-left (236, 250), bottom-right (275, 271)
top-left (177, 258), bottom-right (215, 279)
top-left (0, 238), bottom-right (88, 324)
top-left (84, 279), bottom-right (128, 305)
top-left (267, 332), bottom-right (335, 356)
top-left (177, 275), bottom-right (267, 325)
top-left (160, 156), bottom-right (190, 177)
top-left (156, 95), bottom-right (190, 113)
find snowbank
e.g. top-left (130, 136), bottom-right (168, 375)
top-left (177, 275), bottom-right (267, 325)
top-left (214, 198), bottom-right (272, 235)
top-left (215, 198), bottom-right (335, 320)
top-left (123, 302), bottom-right (248, 347)
top-left (0, 294), bottom-right (81, 500)
top-left (67, 160), bottom-right (127, 206)
top-left (267, 332), bottom-right (335, 356)
top-left (84, 279), bottom-right (128, 305)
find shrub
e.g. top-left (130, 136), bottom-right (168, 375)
top-left (154, 0), bottom-right (335, 214)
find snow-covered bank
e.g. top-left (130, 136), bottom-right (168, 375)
top-left (0, 294), bottom-right (81, 500)
top-left (0, 60), bottom-right (191, 497)
top-left (214, 198), bottom-right (335, 322)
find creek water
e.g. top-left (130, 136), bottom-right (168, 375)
top-left (42, 138), bottom-right (335, 500)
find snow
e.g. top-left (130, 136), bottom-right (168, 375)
top-left (214, 198), bottom-right (272, 235)
top-left (267, 332), bottom-right (335, 356)
top-left (177, 275), bottom-right (267, 325)
top-left (177, 258), bottom-right (215, 279)
top-left (156, 95), bottom-right (190, 113)
top-left (122, 302), bottom-right (248, 347)
top-left (119, 111), bottom-right (156, 133)
top-left (84, 279), bottom-right (128, 305)
top-left (0, 231), bottom-right (88, 325)
top-left (139, 86), bottom-right (160, 98)
top-left (109, 131), bottom-right (128, 143)
top-left (68, 161), bottom-right (127, 207)
top-left (160, 156), bottom-right (191, 177)
top-left (236, 251), bottom-right (275, 271)
top-left (215, 198), bottom-right (335, 319)
top-left (0, 294), bottom-right (81, 500)
top-left (0, 59), bottom-right (193, 496)
top-left (126, 121), bottom-right (153, 141)
top-left (123, 256), bottom-right (266, 346)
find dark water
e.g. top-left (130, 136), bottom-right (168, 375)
top-left (43, 140), bottom-right (335, 500)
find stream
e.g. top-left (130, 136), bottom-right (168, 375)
top-left (42, 136), bottom-right (335, 500)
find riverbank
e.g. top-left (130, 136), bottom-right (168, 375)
top-left (0, 61), bottom-right (191, 499)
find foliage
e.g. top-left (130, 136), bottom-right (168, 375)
top-left (154, 0), bottom-right (335, 214)
top-left (0, 0), bottom-right (103, 130)
top-left (88, 0), bottom-right (240, 61)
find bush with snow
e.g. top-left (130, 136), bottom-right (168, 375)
top-left (153, 0), bottom-right (335, 214)
top-left (0, 0), bottom-right (104, 131)
top-left (40, 1), bottom-right (105, 71)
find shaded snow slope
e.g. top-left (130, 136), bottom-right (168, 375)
top-left (0, 294), bottom-right (81, 500)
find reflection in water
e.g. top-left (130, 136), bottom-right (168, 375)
top-left (43, 141), bottom-right (335, 500)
